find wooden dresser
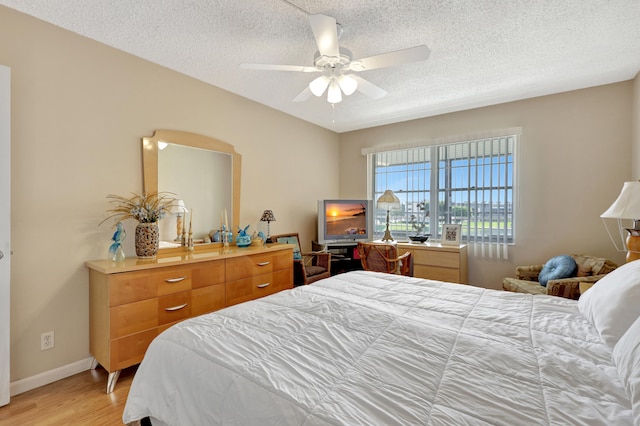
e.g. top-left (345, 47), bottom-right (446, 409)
top-left (85, 244), bottom-right (293, 393)
top-left (398, 243), bottom-right (468, 284)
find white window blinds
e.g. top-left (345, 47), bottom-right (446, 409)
top-left (366, 131), bottom-right (518, 259)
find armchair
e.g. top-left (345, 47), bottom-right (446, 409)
top-left (271, 233), bottom-right (331, 285)
top-left (357, 242), bottom-right (413, 276)
top-left (502, 254), bottom-right (617, 299)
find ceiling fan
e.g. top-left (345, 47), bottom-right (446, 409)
top-left (240, 14), bottom-right (430, 104)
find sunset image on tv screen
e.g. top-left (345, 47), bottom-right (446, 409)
top-left (325, 202), bottom-right (367, 236)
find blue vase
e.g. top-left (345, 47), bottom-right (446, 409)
top-left (235, 234), bottom-right (251, 247)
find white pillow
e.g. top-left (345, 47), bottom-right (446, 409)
top-left (612, 315), bottom-right (640, 422)
top-left (578, 259), bottom-right (640, 348)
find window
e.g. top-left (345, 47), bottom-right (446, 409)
top-left (367, 133), bottom-right (516, 250)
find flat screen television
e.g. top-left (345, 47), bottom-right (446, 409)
top-left (317, 199), bottom-right (374, 245)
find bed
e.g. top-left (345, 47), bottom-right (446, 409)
top-left (123, 265), bottom-right (640, 425)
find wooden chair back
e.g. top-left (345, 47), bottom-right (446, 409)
top-left (271, 233), bottom-right (302, 260)
top-left (357, 242), bottom-right (413, 276)
top-left (271, 233), bottom-right (331, 285)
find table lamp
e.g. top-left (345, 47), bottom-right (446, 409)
top-left (171, 199), bottom-right (188, 241)
top-left (260, 210), bottom-right (276, 239)
top-left (377, 190), bottom-right (400, 242)
top-left (601, 181), bottom-right (640, 262)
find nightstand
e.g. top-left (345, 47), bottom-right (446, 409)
top-left (397, 243), bottom-right (468, 284)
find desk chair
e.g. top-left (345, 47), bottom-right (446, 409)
top-left (357, 241), bottom-right (413, 276)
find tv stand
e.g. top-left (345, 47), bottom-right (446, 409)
top-left (312, 241), bottom-right (362, 275)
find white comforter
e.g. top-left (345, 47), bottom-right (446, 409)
top-left (123, 271), bottom-right (634, 425)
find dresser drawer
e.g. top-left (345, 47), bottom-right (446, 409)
top-left (226, 275), bottom-right (263, 306)
top-left (270, 250), bottom-right (295, 271)
top-left (250, 269), bottom-right (293, 300)
top-left (111, 298), bottom-right (157, 339)
top-left (226, 253), bottom-right (276, 281)
top-left (110, 290), bottom-right (192, 339)
top-left (110, 329), bottom-right (157, 371)
top-left (109, 265), bottom-right (192, 306)
top-left (156, 268), bottom-right (192, 296)
top-left (265, 268), bottom-right (294, 295)
top-left (414, 265), bottom-right (461, 283)
top-left (158, 290), bottom-right (191, 325)
top-left (192, 284), bottom-right (225, 317)
top-left (226, 269), bottom-right (293, 306)
top-left (412, 250), bottom-right (459, 268)
top-left (108, 271), bottom-right (157, 307)
top-left (191, 261), bottom-right (225, 289)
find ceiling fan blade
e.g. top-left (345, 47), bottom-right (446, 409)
top-left (309, 14), bottom-right (340, 58)
top-left (352, 75), bottom-right (387, 99)
top-left (240, 63), bottom-right (318, 73)
top-left (293, 87), bottom-right (313, 102)
top-left (351, 45), bottom-right (430, 71)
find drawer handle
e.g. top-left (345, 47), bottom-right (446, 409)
top-left (256, 283), bottom-right (270, 288)
top-left (165, 276), bottom-right (187, 283)
top-left (165, 303), bottom-right (188, 311)
top-left (256, 261), bottom-right (271, 266)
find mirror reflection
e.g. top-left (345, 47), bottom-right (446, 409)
top-left (142, 130), bottom-right (241, 249)
top-left (158, 143), bottom-right (232, 243)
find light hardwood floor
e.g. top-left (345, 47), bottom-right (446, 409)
top-left (0, 366), bottom-right (137, 425)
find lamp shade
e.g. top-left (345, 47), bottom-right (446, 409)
top-left (309, 75), bottom-right (330, 97)
top-left (377, 190), bottom-right (400, 210)
top-left (171, 199), bottom-right (188, 215)
top-left (338, 74), bottom-right (358, 96)
top-left (601, 181), bottom-right (640, 219)
top-left (260, 210), bottom-right (276, 222)
top-left (327, 78), bottom-right (342, 104)
top-left (310, 74), bottom-right (357, 104)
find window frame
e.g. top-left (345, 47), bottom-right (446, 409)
top-left (365, 131), bottom-right (518, 245)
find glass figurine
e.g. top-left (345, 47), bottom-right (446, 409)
top-left (109, 222), bottom-right (126, 262)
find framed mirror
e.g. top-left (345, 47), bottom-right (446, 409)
top-left (142, 130), bottom-right (241, 250)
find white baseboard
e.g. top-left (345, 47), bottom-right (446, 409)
top-left (10, 357), bottom-right (94, 396)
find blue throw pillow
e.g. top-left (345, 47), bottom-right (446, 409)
top-left (539, 255), bottom-right (577, 287)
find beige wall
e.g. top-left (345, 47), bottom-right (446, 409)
top-left (0, 6), bottom-right (339, 382)
top-left (339, 82), bottom-right (634, 288)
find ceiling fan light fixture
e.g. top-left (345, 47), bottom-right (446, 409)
top-left (309, 75), bottom-right (330, 97)
top-left (338, 74), bottom-right (358, 96)
top-left (241, 14), bottom-right (431, 107)
top-left (327, 78), bottom-right (342, 104)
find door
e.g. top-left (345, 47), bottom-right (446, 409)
top-left (0, 65), bottom-right (10, 406)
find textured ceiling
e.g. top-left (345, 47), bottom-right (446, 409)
top-left (2, 0), bottom-right (640, 133)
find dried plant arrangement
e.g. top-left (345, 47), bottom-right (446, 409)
top-left (101, 192), bottom-right (176, 225)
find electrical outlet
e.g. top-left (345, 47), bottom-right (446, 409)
top-left (41, 331), bottom-right (54, 351)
